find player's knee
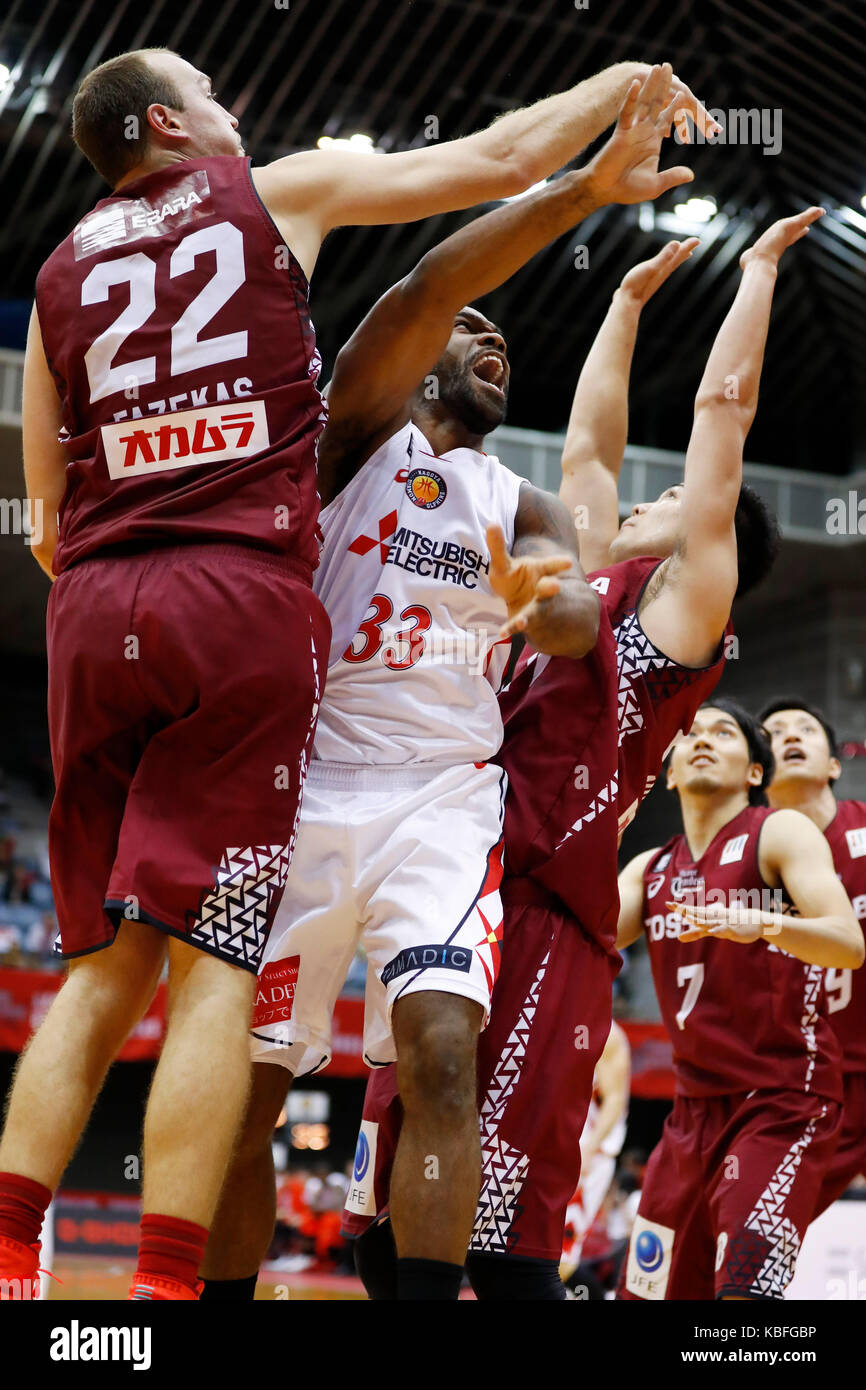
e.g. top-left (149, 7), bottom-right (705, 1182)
top-left (66, 927), bottom-right (165, 1028)
top-left (396, 1020), bottom-right (477, 1116)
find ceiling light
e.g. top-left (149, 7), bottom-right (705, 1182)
top-left (317, 132), bottom-right (379, 152)
top-left (673, 195), bottom-right (717, 223)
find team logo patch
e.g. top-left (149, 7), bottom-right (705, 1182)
top-left (720, 833), bottom-right (748, 865)
top-left (380, 943), bottom-right (472, 985)
top-left (406, 468), bottom-right (446, 509)
top-left (345, 1121), bottom-right (379, 1216)
top-left (846, 827), bottom-right (866, 860)
top-left (625, 1217), bottom-right (675, 1300)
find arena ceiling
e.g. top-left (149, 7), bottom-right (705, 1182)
top-left (0, 0), bottom-right (864, 474)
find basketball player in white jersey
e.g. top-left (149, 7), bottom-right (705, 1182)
top-left (201, 69), bottom-right (701, 1302)
top-left (561, 1020), bottom-right (630, 1281)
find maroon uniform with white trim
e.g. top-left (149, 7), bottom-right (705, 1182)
top-left (36, 157), bottom-right (325, 575)
top-left (38, 158), bottom-right (330, 970)
top-left (813, 799), bottom-right (866, 1213)
top-left (343, 556), bottom-right (731, 1262)
top-left (620, 806), bottom-right (842, 1300)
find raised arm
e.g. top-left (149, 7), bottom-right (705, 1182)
top-left (672, 809), bottom-right (864, 970)
top-left (560, 239), bottom-right (697, 573)
top-left (638, 207), bottom-right (824, 667)
top-left (617, 848), bottom-right (658, 949)
top-left (252, 62), bottom-right (717, 278)
top-left (22, 305), bottom-right (66, 581)
top-left (318, 66), bottom-right (697, 503)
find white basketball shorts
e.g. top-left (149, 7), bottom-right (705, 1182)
top-left (250, 759), bottom-right (506, 1075)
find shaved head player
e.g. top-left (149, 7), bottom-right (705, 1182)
top-left (0, 47), bottom-right (714, 1301)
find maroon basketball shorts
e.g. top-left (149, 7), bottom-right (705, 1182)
top-left (619, 1088), bottom-right (842, 1301)
top-left (812, 1072), bottom-right (866, 1217)
top-left (46, 542), bottom-right (330, 973)
top-left (342, 884), bottom-right (618, 1262)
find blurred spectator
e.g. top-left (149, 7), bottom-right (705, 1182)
top-left (266, 1159), bottom-right (351, 1274)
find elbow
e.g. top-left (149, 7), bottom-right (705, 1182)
top-left (693, 383), bottom-right (756, 426)
top-left (564, 588), bottom-right (601, 659)
top-left (484, 143), bottom-right (543, 199)
top-left (848, 925), bottom-right (866, 970)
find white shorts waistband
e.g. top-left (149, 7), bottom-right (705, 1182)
top-left (307, 759), bottom-right (481, 791)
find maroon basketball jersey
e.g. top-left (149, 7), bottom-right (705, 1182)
top-left (642, 804), bottom-right (842, 1101)
top-left (35, 157), bottom-right (325, 575)
top-left (497, 605), bottom-right (622, 955)
top-left (592, 556), bottom-right (731, 838)
top-left (823, 799), bottom-right (866, 1072)
top-left (496, 556), bottom-right (729, 958)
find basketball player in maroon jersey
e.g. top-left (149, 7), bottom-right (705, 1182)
top-left (0, 49), bottom-right (716, 1302)
top-left (199, 68), bottom-right (702, 1304)
top-left (617, 699), bottom-right (861, 1301)
top-left (341, 213), bottom-right (811, 1300)
top-left (760, 698), bottom-right (866, 1215)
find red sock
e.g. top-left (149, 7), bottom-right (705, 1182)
top-left (137, 1214), bottom-right (208, 1292)
top-left (0, 1172), bottom-right (52, 1248)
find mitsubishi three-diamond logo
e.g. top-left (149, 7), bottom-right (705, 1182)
top-left (347, 509), bottom-right (398, 564)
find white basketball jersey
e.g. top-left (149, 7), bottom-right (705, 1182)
top-left (312, 421), bottom-right (525, 764)
top-left (584, 1093), bottom-right (628, 1160)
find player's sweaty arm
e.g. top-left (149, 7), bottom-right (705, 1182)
top-left (617, 848), bottom-right (658, 950)
top-left (318, 65), bottom-right (699, 505)
top-left (637, 208), bottom-right (825, 668)
top-left (252, 63), bottom-right (717, 278)
top-left (489, 489), bottom-right (600, 659)
top-left (560, 239), bottom-right (697, 573)
top-left (22, 305), bottom-right (66, 581)
top-left (673, 809), bottom-right (864, 970)
top-left (583, 1022), bottom-right (630, 1163)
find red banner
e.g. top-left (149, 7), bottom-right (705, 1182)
top-left (0, 967), bottom-right (166, 1061)
top-left (0, 968), bottom-right (676, 1094)
top-left (620, 1020), bottom-right (675, 1099)
top-left (0, 966), bottom-right (368, 1076)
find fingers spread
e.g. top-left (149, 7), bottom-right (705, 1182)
top-left (486, 524), bottom-right (510, 574)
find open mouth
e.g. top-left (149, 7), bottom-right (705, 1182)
top-left (471, 352), bottom-right (507, 398)
top-left (782, 747), bottom-right (807, 763)
top-left (690, 754), bottom-right (716, 767)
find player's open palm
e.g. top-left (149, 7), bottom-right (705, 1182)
top-left (619, 237), bottom-right (699, 307)
top-left (487, 525), bottom-right (572, 640)
top-left (586, 63), bottom-right (694, 206)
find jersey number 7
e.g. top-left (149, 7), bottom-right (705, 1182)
top-left (675, 962), bottom-right (705, 1031)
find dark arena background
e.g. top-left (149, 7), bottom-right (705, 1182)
top-left (0, 0), bottom-right (864, 1326)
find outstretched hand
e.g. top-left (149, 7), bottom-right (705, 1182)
top-left (739, 207), bottom-right (824, 271)
top-left (618, 237), bottom-right (699, 307)
top-left (487, 524), bottom-right (572, 641)
top-left (585, 64), bottom-right (698, 206)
